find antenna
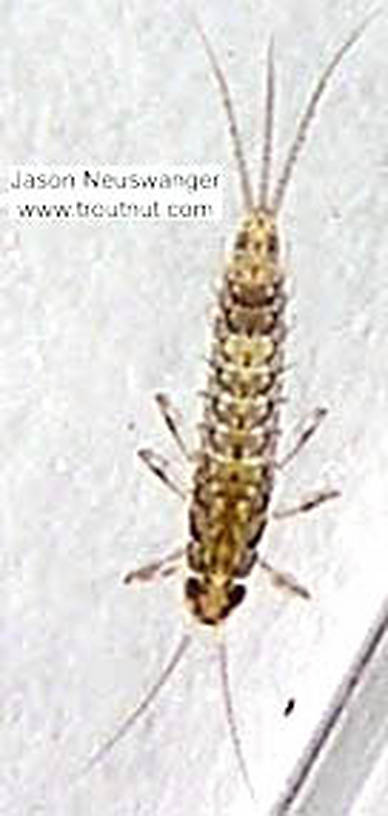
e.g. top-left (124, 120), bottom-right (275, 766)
top-left (84, 633), bottom-right (191, 774)
top-left (219, 637), bottom-right (257, 804)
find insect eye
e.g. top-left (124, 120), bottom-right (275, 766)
top-left (227, 583), bottom-right (246, 610)
top-left (185, 576), bottom-right (201, 600)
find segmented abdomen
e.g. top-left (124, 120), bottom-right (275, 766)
top-left (186, 210), bottom-right (285, 621)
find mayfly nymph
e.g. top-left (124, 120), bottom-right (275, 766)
top-left (85, 13), bottom-right (377, 803)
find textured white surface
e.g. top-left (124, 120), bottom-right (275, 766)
top-left (274, 600), bottom-right (388, 814)
top-left (2, 1), bottom-right (388, 815)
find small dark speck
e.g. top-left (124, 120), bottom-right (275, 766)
top-left (127, 421), bottom-right (136, 431)
top-left (284, 698), bottom-right (295, 717)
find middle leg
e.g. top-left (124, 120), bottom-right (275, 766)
top-left (273, 487), bottom-right (340, 520)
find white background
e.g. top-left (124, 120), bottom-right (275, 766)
top-left (2, 1), bottom-right (388, 815)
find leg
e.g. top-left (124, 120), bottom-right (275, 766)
top-left (264, 487), bottom-right (339, 598)
top-left (123, 546), bottom-right (185, 585)
top-left (138, 448), bottom-right (186, 500)
top-left (155, 392), bottom-right (191, 460)
top-left (273, 487), bottom-right (340, 520)
top-left (257, 555), bottom-right (311, 600)
top-left (278, 406), bottom-right (327, 468)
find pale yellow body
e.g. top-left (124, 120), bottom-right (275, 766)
top-left (186, 210), bottom-right (285, 624)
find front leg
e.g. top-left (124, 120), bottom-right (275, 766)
top-left (123, 546), bottom-right (185, 586)
top-left (257, 555), bottom-right (311, 600)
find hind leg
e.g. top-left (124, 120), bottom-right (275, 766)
top-left (155, 392), bottom-right (191, 460)
top-left (277, 406), bottom-right (328, 468)
top-left (137, 448), bottom-right (186, 499)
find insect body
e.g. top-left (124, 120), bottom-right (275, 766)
top-left (183, 15), bottom-right (374, 628)
top-left (85, 13), bottom-right (377, 804)
top-left (186, 206), bottom-right (284, 625)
